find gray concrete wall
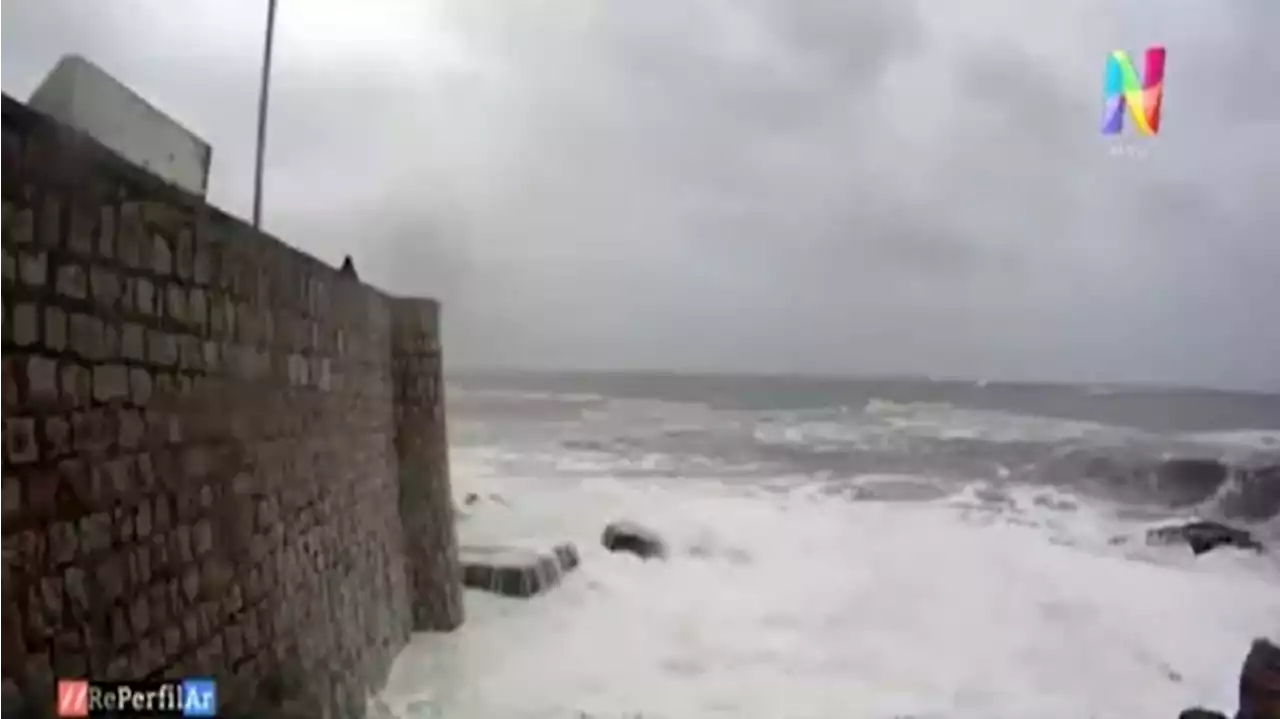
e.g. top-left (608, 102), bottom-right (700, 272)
top-left (1, 93), bottom-right (462, 718)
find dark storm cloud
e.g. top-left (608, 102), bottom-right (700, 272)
top-left (3, 0), bottom-right (1277, 390)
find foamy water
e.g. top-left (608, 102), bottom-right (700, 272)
top-left (381, 445), bottom-right (1280, 719)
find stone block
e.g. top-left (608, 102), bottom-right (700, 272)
top-left (64, 566), bottom-right (90, 619)
top-left (2, 249), bottom-right (13, 284)
top-left (52, 627), bottom-right (87, 677)
top-left (57, 458), bottom-right (90, 507)
top-left (55, 263), bottom-right (88, 300)
top-left (19, 250), bottom-right (47, 287)
top-left (13, 303), bottom-right (39, 347)
top-left (68, 313), bottom-right (103, 360)
top-left (122, 324), bottom-right (146, 361)
top-left (2, 360), bottom-right (15, 411)
top-left (152, 234), bottom-right (172, 276)
top-left (45, 306), bottom-right (67, 351)
top-left (135, 276), bottom-right (156, 316)
top-left (2, 476), bottom-right (19, 523)
top-left (90, 266), bottom-right (122, 309)
top-left (44, 416), bottom-right (72, 459)
top-left (147, 330), bottom-right (177, 367)
top-left (118, 410), bottom-right (146, 449)
top-left (176, 229), bottom-right (194, 280)
top-left (60, 363), bottom-right (91, 408)
top-left (459, 542), bottom-right (580, 598)
top-left (94, 552), bottom-right (126, 603)
top-left (166, 284), bottom-right (186, 323)
top-left (9, 207), bottom-right (34, 245)
top-left (26, 355), bottom-right (58, 406)
top-left (40, 194), bottom-right (63, 248)
top-left (98, 206), bottom-right (117, 259)
top-left (5, 416), bottom-right (40, 465)
top-left (69, 202), bottom-right (97, 255)
top-left (92, 364), bottom-right (128, 403)
top-left (25, 468), bottom-right (60, 518)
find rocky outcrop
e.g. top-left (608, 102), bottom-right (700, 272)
top-left (1178, 638), bottom-right (1280, 719)
top-left (602, 521), bottom-right (669, 560)
top-left (1145, 520), bottom-right (1264, 555)
top-left (460, 543), bottom-right (581, 598)
top-left (462, 491), bottom-right (508, 507)
top-left (1238, 638), bottom-right (1280, 719)
top-left (1179, 710), bottom-right (1228, 719)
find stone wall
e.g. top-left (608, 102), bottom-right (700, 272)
top-left (1, 94), bottom-right (463, 717)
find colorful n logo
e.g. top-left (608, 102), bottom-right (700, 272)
top-left (1101, 46), bottom-right (1166, 136)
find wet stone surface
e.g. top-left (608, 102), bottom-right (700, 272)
top-left (460, 543), bottom-right (581, 598)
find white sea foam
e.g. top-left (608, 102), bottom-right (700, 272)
top-left (386, 446), bottom-right (1280, 719)
top-left (1180, 429), bottom-right (1280, 450)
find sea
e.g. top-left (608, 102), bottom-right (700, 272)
top-left (379, 371), bottom-right (1280, 719)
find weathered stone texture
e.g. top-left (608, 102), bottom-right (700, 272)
top-left (391, 299), bottom-right (463, 631)
top-left (2, 94), bottom-right (459, 718)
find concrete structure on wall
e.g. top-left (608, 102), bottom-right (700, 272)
top-left (27, 55), bottom-right (212, 198)
top-left (1, 92), bottom-right (462, 717)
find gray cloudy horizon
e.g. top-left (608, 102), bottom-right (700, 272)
top-left (3, 0), bottom-right (1278, 391)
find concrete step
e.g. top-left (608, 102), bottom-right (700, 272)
top-left (459, 542), bottom-right (580, 598)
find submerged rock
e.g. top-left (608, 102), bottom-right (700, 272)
top-left (602, 520), bottom-right (668, 560)
top-left (1146, 520), bottom-right (1264, 556)
top-left (1238, 638), bottom-right (1280, 719)
top-left (462, 491), bottom-right (507, 506)
top-left (1179, 638), bottom-right (1280, 719)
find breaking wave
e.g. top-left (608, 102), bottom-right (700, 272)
top-left (387, 379), bottom-right (1280, 718)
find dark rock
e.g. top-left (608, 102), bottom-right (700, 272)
top-left (462, 491), bottom-right (506, 507)
top-left (460, 542), bottom-right (579, 598)
top-left (1179, 709), bottom-right (1228, 719)
top-left (1237, 638), bottom-right (1280, 719)
top-left (554, 543), bottom-right (581, 571)
top-left (1155, 458), bottom-right (1231, 507)
top-left (1145, 520), bottom-right (1264, 555)
top-left (602, 520), bottom-right (668, 560)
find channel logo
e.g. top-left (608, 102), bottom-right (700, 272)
top-left (56, 678), bottom-right (217, 717)
top-left (1101, 45), bottom-right (1166, 136)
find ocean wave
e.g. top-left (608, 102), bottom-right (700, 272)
top-left (459, 391), bottom-right (1280, 524)
top-left (449, 387), bottom-right (612, 403)
top-left (1179, 429), bottom-right (1280, 449)
top-left (406, 453), bottom-right (1278, 719)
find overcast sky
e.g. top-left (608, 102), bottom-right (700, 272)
top-left (3, 0), bottom-right (1277, 390)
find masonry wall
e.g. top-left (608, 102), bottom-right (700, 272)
top-left (1, 95), bottom-right (463, 718)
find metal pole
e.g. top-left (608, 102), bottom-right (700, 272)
top-left (252, 0), bottom-right (279, 229)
